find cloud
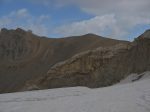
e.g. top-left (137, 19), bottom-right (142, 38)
top-left (22, 0), bottom-right (150, 16)
top-left (54, 14), bottom-right (118, 37)
top-left (14, 8), bottom-right (29, 18)
top-left (0, 8), bottom-right (50, 36)
top-left (54, 14), bottom-right (131, 39)
top-left (55, 15), bottom-right (150, 39)
top-left (0, 17), bottom-right (12, 27)
top-left (24, 0), bottom-right (149, 39)
top-left (71, 0), bottom-right (150, 15)
top-left (1, 0), bottom-right (150, 39)
top-left (54, 0), bottom-right (150, 39)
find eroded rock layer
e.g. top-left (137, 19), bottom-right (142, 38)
top-left (0, 28), bottom-right (126, 93)
top-left (25, 30), bottom-right (150, 90)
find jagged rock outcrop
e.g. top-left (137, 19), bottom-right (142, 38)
top-left (24, 43), bottom-right (131, 90)
top-left (0, 28), bottom-right (45, 63)
top-left (0, 28), bottom-right (126, 93)
top-left (24, 30), bottom-right (150, 90)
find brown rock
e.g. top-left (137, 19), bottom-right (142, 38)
top-left (0, 28), bottom-right (126, 93)
top-left (24, 30), bottom-right (150, 90)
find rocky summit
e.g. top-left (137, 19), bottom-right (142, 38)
top-left (0, 28), bottom-right (150, 93)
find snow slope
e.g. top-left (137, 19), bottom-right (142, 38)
top-left (0, 72), bottom-right (150, 112)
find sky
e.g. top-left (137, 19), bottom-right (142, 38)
top-left (0, 0), bottom-right (150, 40)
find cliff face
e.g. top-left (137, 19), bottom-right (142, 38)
top-left (0, 28), bottom-right (126, 93)
top-left (24, 43), bottom-right (131, 90)
top-left (24, 30), bottom-right (150, 90)
top-left (0, 28), bottom-right (33, 62)
top-left (0, 28), bottom-right (51, 93)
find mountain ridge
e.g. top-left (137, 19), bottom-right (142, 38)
top-left (24, 29), bottom-right (150, 91)
top-left (0, 28), bottom-right (128, 93)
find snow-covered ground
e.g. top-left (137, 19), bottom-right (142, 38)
top-left (0, 72), bottom-right (150, 112)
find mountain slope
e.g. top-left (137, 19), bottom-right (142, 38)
top-left (0, 28), bottom-right (127, 93)
top-left (25, 29), bottom-right (150, 90)
top-left (0, 72), bottom-right (150, 112)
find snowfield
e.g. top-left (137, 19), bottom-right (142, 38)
top-left (0, 72), bottom-right (150, 112)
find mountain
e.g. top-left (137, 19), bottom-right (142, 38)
top-left (24, 29), bottom-right (150, 91)
top-left (0, 28), bottom-right (127, 93)
top-left (0, 71), bottom-right (150, 112)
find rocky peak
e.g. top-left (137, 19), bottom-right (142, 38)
top-left (137, 29), bottom-right (150, 40)
top-left (0, 28), bottom-right (37, 62)
top-left (15, 28), bottom-right (26, 35)
top-left (0, 28), bottom-right (29, 37)
top-left (83, 33), bottom-right (99, 37)
top-left (0, 28), bottom-right (10, 34)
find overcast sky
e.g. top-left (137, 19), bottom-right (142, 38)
top-left (0, 0), bottom-right (150, 40)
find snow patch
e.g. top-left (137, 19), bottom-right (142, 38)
top-left (0, 72), bottom-right (150, 112)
